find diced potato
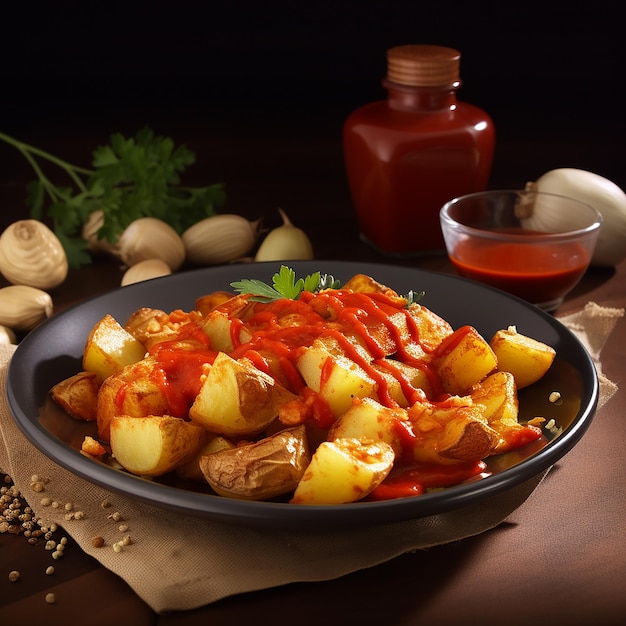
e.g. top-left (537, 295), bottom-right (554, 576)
top-left (328, 397), bottom-right (408, 456)
top-left (50, 371), bottom-right (99, 421)
top-left (81, 435), bottom-right (106, 457)
top-left (109, 414), bottom-right (206, 477)
top-left (83, 314), bottom-right (146, 383)
top-left (96, 357), bottom-right (169, 442)
top-left (296, 338), bottom-right (377, 418)
top-left (490, 326), bottom-right (556, 388)
top-left (199, 425), bottom-right (310, 500)
top-left (408, 399), bottom-right (498, 464)
top-left (201, 309), bottom-right (236, 352)
top-left (371, 359), bottom-right (433, 405)
top-left (407, 304), bottom-right (454, 352)
top-left (291, 438), bottom-right (395, 505)
top-left (434, 326), bottom-right (498, 395)
top-left (471, 371), bottom-right (542, 454)
top-left (189, 352), bottom-right (297, 436)
top-left (471, 371), bottom-right (519, 425)
top-left (195, 291), bottom-right (236, 316)
top-left (342, 273), bottom-right (404, 301)
top-left (176, 433), bottom-right (236, 481)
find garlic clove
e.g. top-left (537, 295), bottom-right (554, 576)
top-left (82, 210), bottom-right (120, 256)
top-left (0, 285), bottom-right (53, 331)
top-left (182, 214), bottom-right (261, 265)
top-left (121, 258), bottom-right (173, 286)
top-left (0, 324), bottom-right (17, 345)
top-left (117, 217), bottom-right (186, 271)
top-left (255, 208), bottom-right (314, 262)
top-left (0, 219), bottom-right (68, 290)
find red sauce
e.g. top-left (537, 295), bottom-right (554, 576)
top-left (151, 346), bottom-right (217, 417)
top-left (451, 235), bottom-right (590, 303)
top-left (367, 460), bottom-right (488, 501)
top-left (137, 287), bottom-right (546, 499)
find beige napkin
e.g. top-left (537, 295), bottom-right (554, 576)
top-left (0, 302), bottom-right (621, 613)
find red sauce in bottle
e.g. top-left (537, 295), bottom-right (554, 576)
top-left (343, 45), bottom-right (495, 255)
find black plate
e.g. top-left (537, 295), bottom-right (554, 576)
top-left (6, 261), bottom-right (598, 528)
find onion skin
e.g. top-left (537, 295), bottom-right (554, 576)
top-left (526, 168), bottom-right (626, 267)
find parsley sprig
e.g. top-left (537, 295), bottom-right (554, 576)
top-left (232, 265), bottom-right (425, 307)
top-left (0, 128), bottom-right (226, 268)
top-left (231, 265), bottom-right (341, 302)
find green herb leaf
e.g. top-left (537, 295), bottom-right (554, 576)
top-left (231, 265), bottom-right (342, 302)
top-left (405, 290), bottom-right (425, 307)
top-left (0, 128), bottom-right (226, 268)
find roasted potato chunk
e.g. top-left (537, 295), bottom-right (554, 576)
top-left (110, 414), bottom-right (206, 477)
top-left (408, 399), bottom-right (499, 464)
top-left (83, 314), bottom-right (146, 382)
top-left (199, 426), bottom-right (310, 500)
top-left (189, 352), bottom-right (297, 436)
top-left (296, 338), bottom-right (377, 418)
top-left (50, 371), bottom-right (99, 422)
top-left (291, 438), bottom-right (395, 505)
top-left (490, 326), bottom-right (556, 388)
top-left (434, 325), bottom-right (498, 395)
top-left (96, 357), bottom-right (169, 442)
top-left (328, 397), bottom-right (408, 457)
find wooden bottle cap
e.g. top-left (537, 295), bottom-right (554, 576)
top-left (387, 45), bottom-right (461, 86)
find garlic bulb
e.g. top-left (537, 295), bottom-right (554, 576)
top-left (521, 168), bottom-right (626, 267)
top-left (0, 285), bottom-right (53, 331)
top-left (182, 214), bottom-right (261, 265)
top-left (0, 219), bottom-right (68, 289)
top-left (0, 324), bottom-right (17, 345)
top-left (117, 217), bottom-right (186, 271)
top-left (255, 208), bottom-right (314, 262)
top-left (121, 258), bottom-right (172, 286)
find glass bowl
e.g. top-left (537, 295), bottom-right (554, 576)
top-left (440, 189), bottom-right (602, 312)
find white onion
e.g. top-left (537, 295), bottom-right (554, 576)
top-left (522, 168), bottom-right (626, 267)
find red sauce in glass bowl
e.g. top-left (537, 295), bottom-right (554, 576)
top-left (449, 234), bottom-right (590, 303)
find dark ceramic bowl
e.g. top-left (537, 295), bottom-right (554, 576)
top-left (6, 261), bottom-right (598, 528)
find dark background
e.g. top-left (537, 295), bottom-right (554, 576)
top-left (1, 0), bottom-right (624, 198)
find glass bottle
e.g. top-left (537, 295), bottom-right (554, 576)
top-left (343, 44), bottom-right (495, 256)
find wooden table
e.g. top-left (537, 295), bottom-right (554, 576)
top-left (1, 121), bottom-right (625, 625)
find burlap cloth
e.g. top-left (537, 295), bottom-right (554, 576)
top-left (1, 301), bottom-right (622, 613)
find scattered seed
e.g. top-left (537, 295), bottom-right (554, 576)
top-left (8, 570), bottom-right (20, 582)
top-left (45, 592), bottom-right (56, 604)
top-left (91, 535), bottom-right (105, 548)
top-left (45, 566), bottom-right (55, 575)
